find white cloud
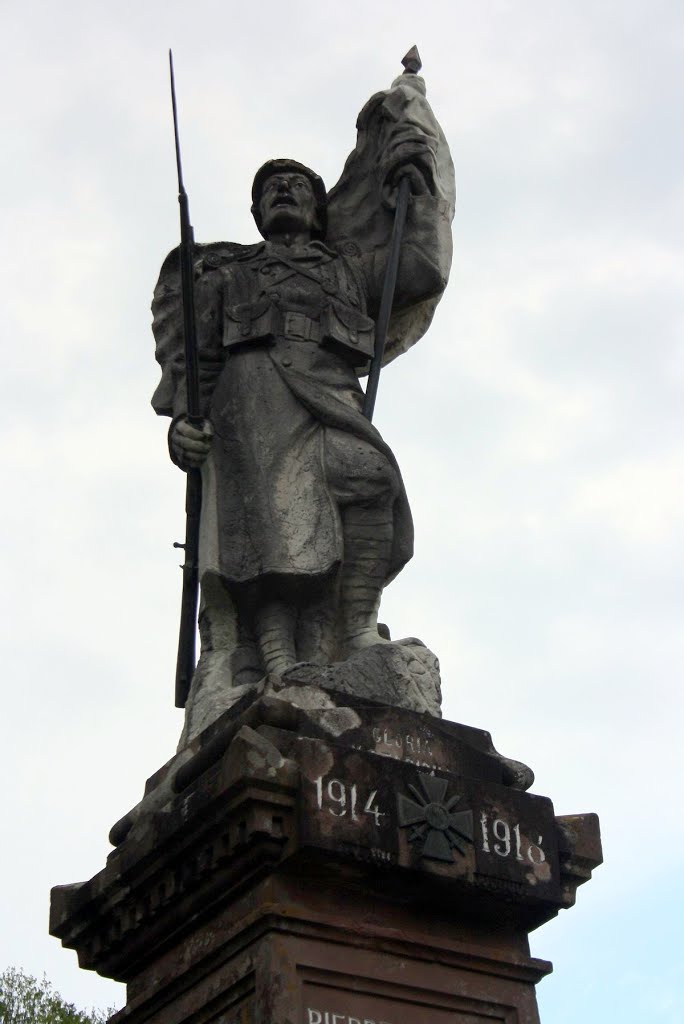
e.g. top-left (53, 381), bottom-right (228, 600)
top-left (569, 455), bottom-right (684, 546)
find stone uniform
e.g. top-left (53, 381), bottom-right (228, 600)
top-left (185, 239), bottom-right (413, 588)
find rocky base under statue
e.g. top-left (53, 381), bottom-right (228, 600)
top-left (181, 636), bottom-right (442, 746)
top-left (50, 667), bottom-right (601, 1024)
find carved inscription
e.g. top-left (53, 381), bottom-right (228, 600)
top-left (371, 726), bottom-right (433, 756)
top-left (480, 811), bottom-right (546, 865)
top-left (299, 742), bottom-right (560, 901)
top-left (339, 842), bottom-right (395, 865)
top-left (314, 776), bottom-right (387, 825)
top-left (302, 982), bottom-right (482, 1024)
top-left (307, 1012), bottom-right (392, 1024)
top-left (369, 726), bottom-right (444, 770)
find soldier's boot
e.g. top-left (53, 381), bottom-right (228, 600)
top-left (255, 599), bottom-right (297, 676)
top-left (340, 504), bottom-right (393, 656)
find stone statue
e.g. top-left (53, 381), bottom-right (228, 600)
top-left (152, 53), bottom-right (455, 742)
top-left (52, 62), bottom-right (603, 1019)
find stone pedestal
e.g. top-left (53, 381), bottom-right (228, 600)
top-left (50, 689), bottom-right (601, 1024)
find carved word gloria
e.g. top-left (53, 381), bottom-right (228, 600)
top-left (371, 727), bottom-right (434, 757)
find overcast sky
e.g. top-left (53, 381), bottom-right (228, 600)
top-left (1, 1), bottom-right (682, 1021)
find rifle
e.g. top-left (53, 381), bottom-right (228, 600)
top-left (169, 50), bottom-right (202, 708)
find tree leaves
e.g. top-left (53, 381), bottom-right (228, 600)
top-left (0, 968), bottom-right (115, 1024)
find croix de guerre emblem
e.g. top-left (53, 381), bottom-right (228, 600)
top-left (397, 773), bottom-right (474, 862)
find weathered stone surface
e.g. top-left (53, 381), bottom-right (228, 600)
top-left (178, 638), bottom-right (441, 748)
top-left (51, 696), bottom-right (601, 1024)
top-left (110, 689), bottom-right (535, 856)
top-left (280, 638), bottom-right (442, 716)
top-left (178, 672), bottom-right (260, 749)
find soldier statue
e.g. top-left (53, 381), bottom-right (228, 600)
top-left (152, 52), bottom-right (455, 740)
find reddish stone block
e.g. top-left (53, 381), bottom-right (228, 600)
top-left (50, 693), bottom-right (601, 1023)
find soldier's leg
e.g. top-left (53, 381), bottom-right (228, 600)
top-left (198, 575), bottom-right (262, 686)
top-left (255, 598), bottom-right (297, 675)
top-left (295, 582), bottom-right (341, 664)
top-left (324, 429), bottom-right (399, 656)
top-left (340, 503), bottom-right (394, 653)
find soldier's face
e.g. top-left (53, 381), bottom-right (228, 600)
top-left (259, 173), bottom-right (318, 236)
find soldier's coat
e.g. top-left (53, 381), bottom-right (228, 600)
top-left (153, 240), bottom-right (413, 588)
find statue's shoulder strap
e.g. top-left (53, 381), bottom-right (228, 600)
top-left (157, 241), bottom-right (258, 281)
top-left (332, 241), bottom-right (370, 314)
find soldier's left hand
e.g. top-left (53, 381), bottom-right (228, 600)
top-left (394, 163), bottom-right (429, 196)
top-left (383, 160), bottom-right (433, 209)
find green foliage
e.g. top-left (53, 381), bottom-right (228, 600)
top-left (0, 968), bottom-right (115, 1024)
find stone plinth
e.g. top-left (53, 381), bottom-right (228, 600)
top-left (50, 690), bottom-right (602, 1024)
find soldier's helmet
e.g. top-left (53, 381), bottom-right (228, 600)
top-left (251, 159), bottom-right (327, 240)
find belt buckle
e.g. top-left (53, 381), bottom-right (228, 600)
top-left (284, 311), bottom-right (308, 340)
